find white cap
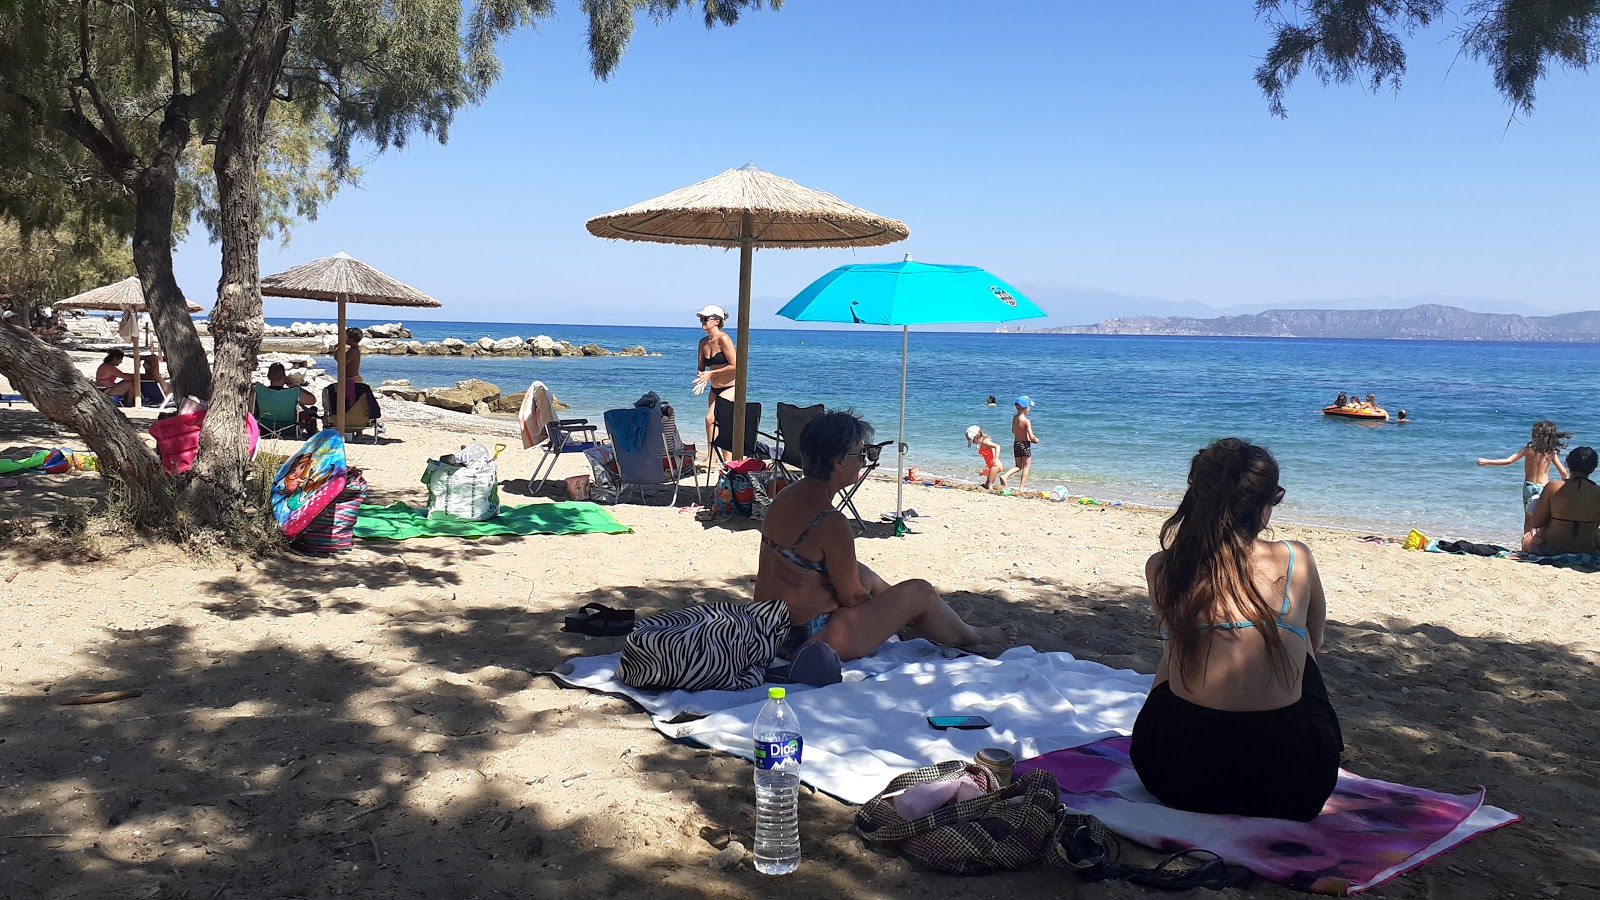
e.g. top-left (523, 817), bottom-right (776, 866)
top-left (965, 425), bottom-right (981, 440)
top-left (696, 305), bottom-right (729, 321)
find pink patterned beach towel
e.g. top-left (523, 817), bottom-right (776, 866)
top-left (1018, 736), bottom-right (1519, 895)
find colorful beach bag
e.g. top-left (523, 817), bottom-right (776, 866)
top-left (618, 598), bottom-right (791, 692)
top-left (271, 430), bottom-right (348, 538)
top-left (711, 459), bottom-right (770, 519)
top-left (292, 469), bottom-right (367, 554)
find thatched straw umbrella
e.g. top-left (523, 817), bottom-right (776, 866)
top-left (55, 277), bottom-right (204, 408)
top-left (586, 164), bottom-right (908, 459)
top-left (260, 252), bottom-right (441, 433)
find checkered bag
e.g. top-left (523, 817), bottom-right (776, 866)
top-left (855, 761), bottom-right (1063, 875)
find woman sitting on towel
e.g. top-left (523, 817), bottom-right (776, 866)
top-left (1131, 438), bottom-right (1341, 821)
top-left (756, 409), bottom-right (1014, 663)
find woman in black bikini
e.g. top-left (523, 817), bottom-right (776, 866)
top-left (1525, 446), bottom-right (1600, 555)
top-left (754, 410), bottom-right (1014, 662)
top-left (693, 305), bottom-right (737, 459)
top-left (1130, 438), bottom-right (1341, 821)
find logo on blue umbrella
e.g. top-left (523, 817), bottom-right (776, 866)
top-left (990, 286), bottom-right (1018, 307)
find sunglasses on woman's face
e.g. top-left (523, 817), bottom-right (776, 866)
top-left (698, 315), bottom-right (717, 323)
top-left (1271, 486), bottom-right (1286, 506)
top-left (856, 444), bottom-right (882, 464)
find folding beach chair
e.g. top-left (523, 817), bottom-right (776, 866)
top-left (529, 416), bottom-right (601, 496)
top-left (603, 404), bottom-right (698, 506)
top-left (710, 396), bottom-right (763, 465)
top-left (758, 402), bottom-right (824, 480)
top-left (254, 385), bottom-right (306, 439)
top-left (835, 439), bottom-right (894, 534)
top-left (322, 383), bottom-right (380, 443)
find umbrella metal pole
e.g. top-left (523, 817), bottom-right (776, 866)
top-left (896, 325), bottom-right (907, 520)
top-left (336, 297), bottom-right (347, 434)
top-left (731, 212), bottom-right (754, 462)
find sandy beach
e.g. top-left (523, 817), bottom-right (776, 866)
top-left (1, 378), bottom-right (1597, 900)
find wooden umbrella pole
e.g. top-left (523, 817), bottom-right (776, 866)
top-left (731, 212), bottom-right (754, 462)
top-left (336, 297), bottom-right (347, 434)
top-left (131, 311), bottom-right (141, 409)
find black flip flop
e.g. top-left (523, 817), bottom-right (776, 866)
top-left (562, 602), bottom-right (635, 637)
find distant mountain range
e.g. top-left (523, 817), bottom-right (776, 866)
top-left (1002, 304), bottom-right (1600, 342)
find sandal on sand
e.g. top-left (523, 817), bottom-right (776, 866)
top-left (562, 602), bottom-right (635, 637)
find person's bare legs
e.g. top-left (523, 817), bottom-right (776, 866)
top-left (1016, 456), bottom-right (1031, 492)
top-left (815, 578), bottom-right (1015, 662)
top-left (703, 394), bottom-right (716, 467)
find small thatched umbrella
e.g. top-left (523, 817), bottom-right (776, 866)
top-left (55, 277), bottom-right (204, 408)
top-left (586, 164), bottom-right (908, 459)
top-left (260, 252), bottom-right (441, 433)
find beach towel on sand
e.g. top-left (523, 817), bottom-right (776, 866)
top-left (553, 644), bottom-right (1516, 894)
top-left (1019, 737), bottom-right (1519, 895)
top-left (354, 501), bottom-right (630, 540)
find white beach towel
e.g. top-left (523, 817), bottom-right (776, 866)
top-left (519, 380), bottom-right (556, 450)
top-left (550, 643), bottom-right (1152, 804)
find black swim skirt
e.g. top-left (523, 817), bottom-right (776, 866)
top-left (1130, 656), bottom-right (1343, 822)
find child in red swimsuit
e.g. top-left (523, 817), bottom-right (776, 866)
top-left (965, 425), bottom-right (1007, 490)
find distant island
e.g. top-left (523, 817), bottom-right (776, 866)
top-left (1002, 304), bottom-right (1600, 343)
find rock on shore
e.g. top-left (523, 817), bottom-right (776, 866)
top-left (376, 378), bottom-right (570, 416)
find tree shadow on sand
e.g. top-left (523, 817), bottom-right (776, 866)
top-left (3, 572), bottom-right (1595, 899)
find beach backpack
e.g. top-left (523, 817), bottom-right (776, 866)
top-left (618, 599), bottom-right (790, 692)
top-left (422, 442), bottom-right (502, 521)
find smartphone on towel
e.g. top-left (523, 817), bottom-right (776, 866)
top-left (927, 715), bottom-right (992, 730)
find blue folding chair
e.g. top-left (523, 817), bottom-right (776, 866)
top-left (529, 417), bottom-right (600, 496)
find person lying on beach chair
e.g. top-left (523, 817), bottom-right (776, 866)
top-left (756, 408), bottom-right (1015, 664)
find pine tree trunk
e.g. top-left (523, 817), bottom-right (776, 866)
top-left (132, 96), bottom-right (211, 401)
top-left (0, 323), bottom-right (176, 521)
top-left (183, 0), bottom-right (296, 517)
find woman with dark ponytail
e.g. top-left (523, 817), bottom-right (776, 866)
top-left (1130, 438), bottom-right (1342, 821)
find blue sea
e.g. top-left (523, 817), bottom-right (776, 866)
top-left (276, 318), bottom-right (1600, 543)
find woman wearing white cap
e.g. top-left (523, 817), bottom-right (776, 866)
top-left (693, 305), bottom-right (737, 457)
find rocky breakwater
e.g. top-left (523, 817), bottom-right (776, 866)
top-left (375, 378), bottom-right (570, 417)
top-left (364, 334), bottom-right (651, 358)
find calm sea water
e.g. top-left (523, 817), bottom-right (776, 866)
top-left (278, 318), bottom-right (1600, 543)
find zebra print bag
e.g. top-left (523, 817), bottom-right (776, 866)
top-left (617, 598), bottom-right (792, 692)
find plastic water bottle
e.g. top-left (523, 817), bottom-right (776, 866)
top-left (753, 686), bottom-right (802, 875)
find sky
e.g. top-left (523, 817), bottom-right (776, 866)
top-left (171, 1), bottom-right (1600, 328)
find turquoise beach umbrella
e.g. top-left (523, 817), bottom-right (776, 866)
top-left (777, 256), bottom-right (1047, 525)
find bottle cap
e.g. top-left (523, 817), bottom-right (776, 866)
top-left (768, 686), bottom-right (786, 699)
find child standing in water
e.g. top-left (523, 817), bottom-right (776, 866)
top-left (1009, 395), bottom-right (1041, 492)
top-left (1477, 420), bottom-right (1573, 533)
top-left (966, 425), bottom-right (1007, 490)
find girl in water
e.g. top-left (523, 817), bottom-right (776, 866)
top-left (692, 305), bottom-right (736, 457)
top-left (965, 425), bottom-right (1006, 490)
top-left (1477, 420), bottom-right (1572, 533)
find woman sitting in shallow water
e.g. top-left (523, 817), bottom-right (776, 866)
top-left (755, 409), bottom-right (1014, 662)
top-left (1130, 438), bottom-right (1342, 821)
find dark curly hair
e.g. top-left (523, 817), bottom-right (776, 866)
top-left (1530, 420), bottom-right (1572, 455)
top-left (798, 409), bottom-right (875, 481)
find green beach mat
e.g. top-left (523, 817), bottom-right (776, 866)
top-left (354, 501), bottom-right (632, 540)
top-left (0, 450), bottom-right (48, 475)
